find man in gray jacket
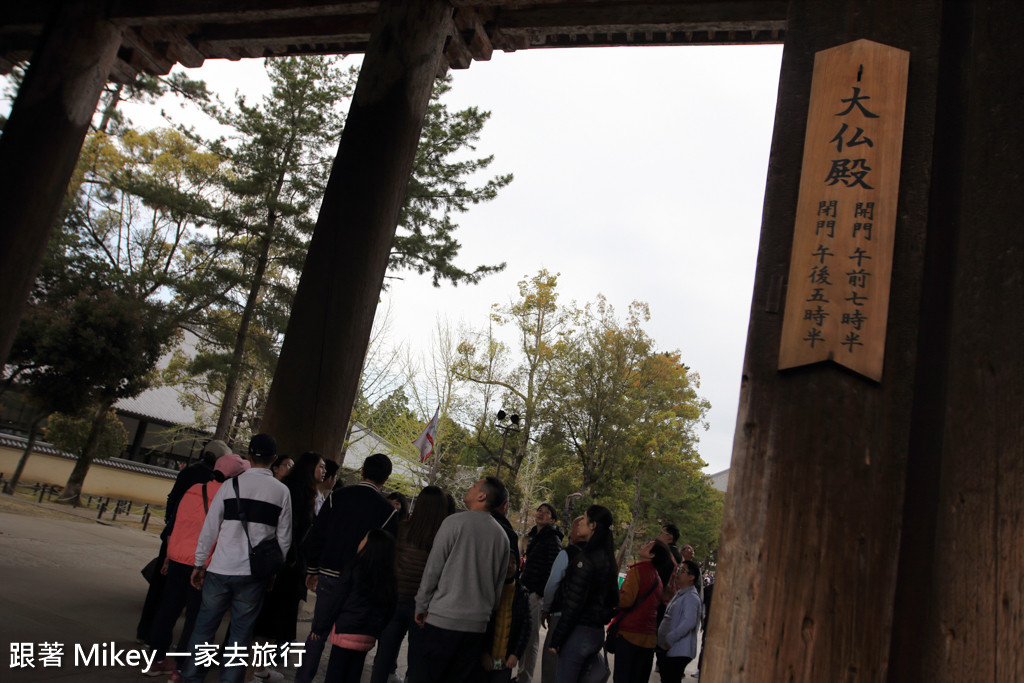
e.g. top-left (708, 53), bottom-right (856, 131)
top-left (414, 476), bottom-right (511, 683)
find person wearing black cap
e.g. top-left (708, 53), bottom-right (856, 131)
top-left (179, 434), bottom-right (292, 683)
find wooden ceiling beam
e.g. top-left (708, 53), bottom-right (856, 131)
top-left (193, 15), bottom-right (374, 48)
top-left (493, 1), bottom-right (788, 34)
top-left (105, 0), bottom-right (378, 25)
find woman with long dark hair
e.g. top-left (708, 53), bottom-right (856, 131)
top-left (548, 504), bottom-right (620, 683)
top-left (369, 485), bottom-right (451, 683)
top-left (251, 452), bottom-right (325, 681)
top-left (318, 528), bottom-right (398, 682)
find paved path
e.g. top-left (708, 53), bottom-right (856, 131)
top-left (0, 498), bottom-right (699, 682)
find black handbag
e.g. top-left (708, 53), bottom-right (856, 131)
top-left (604, 575), bottom-right (660, 654)
top-left (232, 477), bottom-right (285, 580)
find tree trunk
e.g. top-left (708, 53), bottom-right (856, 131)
top-left (58, 400), bottom-right (113, 506)
top-left (4, 414), bottom-right (45, 495)
top-left (214, 227), bottom-right (276, 440)
top-left (616, 470), bottom-right (645, 570)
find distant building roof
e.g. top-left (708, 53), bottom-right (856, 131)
top-left (709, 468), bottom-right (730, 493)
top-left (115, 384), bottom-right (201, 427)
top-left (114, 330), bottom-right (205, 429)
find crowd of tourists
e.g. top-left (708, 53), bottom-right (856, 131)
top-left (133, 435), bottom-right (712, 683)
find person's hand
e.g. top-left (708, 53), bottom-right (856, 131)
top-left (305, 574), bottom-right (319, 592)
top-left (505, 654), bottom-right (518, 670)
top-left (160, 558), bottom-right (170, 575)
top-left (541, 611), bottom-right (550, 628)
top-left (481, 654), bottom-right (493, 671)
top-left (190, 567), bottom-right (205, 590)
top-left (415, 612), bottom-right (427, 627)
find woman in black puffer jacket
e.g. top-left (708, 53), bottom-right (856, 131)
top-left (548, 505), bottom-right (619, 683)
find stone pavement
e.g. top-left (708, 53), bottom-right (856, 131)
top-left (0, 497), bottom-right (699, 682)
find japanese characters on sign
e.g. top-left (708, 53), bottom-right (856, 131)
top-left (778, 39), bottom-right (909, 381)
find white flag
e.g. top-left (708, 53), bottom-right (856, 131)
top-left (413, 407), bottom-right (440, 463)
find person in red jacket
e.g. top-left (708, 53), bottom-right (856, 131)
top-left (143, 452), bottom-right (250, 680)
top-left (611, 539), bottom-right (671, 683)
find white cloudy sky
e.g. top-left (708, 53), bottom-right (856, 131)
top-left (9, 43), bottom-right (783, 474)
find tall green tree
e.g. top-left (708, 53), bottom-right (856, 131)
top-left (457, 269), bottom-right (567, 481)
top-left (191, 56), bottom-right (355, 443)
top-left (164, 58), bottom-right (512, 445)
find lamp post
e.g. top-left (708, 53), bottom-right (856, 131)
top-left (494, 409), bottom-right (520, 480)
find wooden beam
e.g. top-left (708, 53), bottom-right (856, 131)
top-left (0, 2), bottom-right (123, 367)
top-left (193, 14), bottom-right (374, 48)
top-left (444, 27), bottom-right (474, 69)
top-left (260, 0), bottom-right (452, 463)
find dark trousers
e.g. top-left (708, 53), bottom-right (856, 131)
top-left (325, 646), bottom-right (369, 683)
top-left (370, 600), bottom-right (419, 683)
top-left (657, 655), bottom-right (692, 683)
top-left (612, 637), bottom-right (654, 683)
top-left (137, 538), bottom-right (169, 641)
top-left (149, 560), bottom-right (203, 660)
top-left (295, 574), bottom-right (346, 683)
top-left (415, 622), bottom-right (484, 683)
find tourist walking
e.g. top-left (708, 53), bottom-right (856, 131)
top-left (296, 453), bottom-right (398, 682)
top-left (518, 503), bottom-right (563, 683)
top-left (656, 561), bottom-right (702, 683)
top-left (548, 505), bottom-right (619, 683)
top-left (313, 529), bottom-right (398, 683)
top-left (610, 540), bottom-right (669, 683)
top-left (179, 434), bottom-right (292, 683)
top-left (412, 477), bottom-right (511, 683)
top-left (369, 485), bottom-right (451, 683)
top-left (251, 451), bottom-right (326, 682)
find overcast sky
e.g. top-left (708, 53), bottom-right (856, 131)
top-left (8, 43), bottom-right (783, 474)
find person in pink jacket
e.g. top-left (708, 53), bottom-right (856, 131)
top-left (144, 452), bottom-right (250, 680)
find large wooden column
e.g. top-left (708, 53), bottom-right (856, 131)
top-left (888, 1), bottom-right (1024, 681)
top-left (704, 1), bottom-right (945, 681)
top-left (0, 2), bottom-right (122, 367)
top-left (259, 0), bottom-right (452, 460)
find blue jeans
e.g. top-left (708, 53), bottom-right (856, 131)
top-left (556, 626), bottom-right (606, 683)
top-left (180, 572), bottom-right (268, 683)
top-left (370, 600), bottom-right (419, 683)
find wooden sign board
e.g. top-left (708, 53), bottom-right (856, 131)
top-left (778, 39), bottom-right (909, 381)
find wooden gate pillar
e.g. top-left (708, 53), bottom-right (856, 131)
top-left (259, 0), bottom-right (452, 461)
top-left (888, 1), bottom-right (1024, 681)
top-left (704, 0), bottom-right (946, 681)
top-left (0, 2), bottom-right (122, 367)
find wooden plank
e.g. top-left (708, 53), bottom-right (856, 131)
top-left (778, 40), bottom-right (909, 381)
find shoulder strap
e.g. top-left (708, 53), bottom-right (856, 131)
top-left (621, 571), bottom-right (661, 617)
top-left (201, 482), bottom-right (209, 514)
top-left (232, 477), bottom-right (254, 551)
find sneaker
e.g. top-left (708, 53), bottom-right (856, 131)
top-left (168, 671), bottom-right (183, 683)
top-left (387, 675), bottom-right (404, 683)
top-left (252, 669), bottom-right (285, 683)
top-left (144, 659), bottom-right (176, 677)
